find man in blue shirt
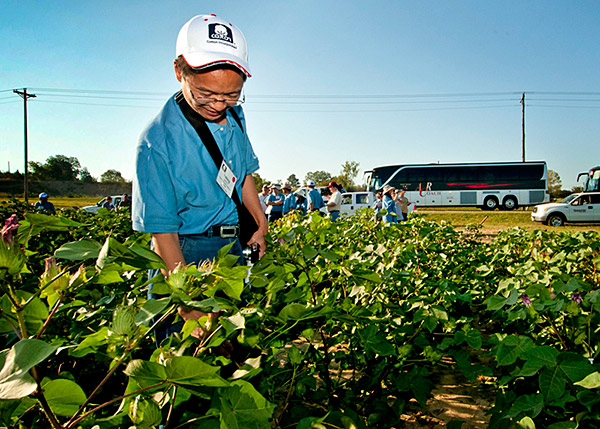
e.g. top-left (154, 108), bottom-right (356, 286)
top-left (132, 14), bottom-right (267, 340)
top-left (266, 183), bottom-right (284, 222)
top-left (306, 180), bottom-right (324, 212)
top-left (34, 192), bottom-right (56, 214)
top-left (382, 185), bottom-right (398, 223)
top-left (282, 182), bottom-right (297, 215)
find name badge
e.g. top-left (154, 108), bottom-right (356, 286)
top-left (216, 160), bottom-right (236, 198)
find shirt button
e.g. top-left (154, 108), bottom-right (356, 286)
top-left (219, 127), bottom-right (224, 131)
top-left (229, 160), bottom-right (233, 164)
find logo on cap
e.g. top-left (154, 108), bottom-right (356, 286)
top-left (209, 24), bottom-right (234, 45)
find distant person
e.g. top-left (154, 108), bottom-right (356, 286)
top-left (266, 183), bottom-right (284, 222)
top-left (373, 191), bottom-right (383, 215)
top-left (306, 180), bottom-right (324, 212)
top-left (117, 194), bottom-right (132, 210)
top-left (325, 181), bottom-right (342, 221)
top-left (396, 188), bottom-right (410, 221)
top-left (382, 185), bottom-right (398, 223)
top-left (258, 184), bottom-right (270, 216)
top-left (102, 196), bottom-right (115, 210)
top-left (34, 192), bottom-right (56, 214)
top-left (294, 188), bottom-right (307, 215)
top-left (282, 182), bottom-right (296, 215)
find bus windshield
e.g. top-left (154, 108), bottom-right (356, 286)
top-left (578, 167), bottom-right (600, 192)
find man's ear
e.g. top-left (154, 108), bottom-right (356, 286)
top-left (174, 60), bottom-right (183, 83)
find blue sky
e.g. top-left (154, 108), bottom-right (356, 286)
top-left (1, 1), bottom-right (599, 189)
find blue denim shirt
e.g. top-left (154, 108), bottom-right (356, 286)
top-left (132, 93), bottom-right (259, 234)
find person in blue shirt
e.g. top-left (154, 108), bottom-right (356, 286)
top-left (102, 196), bottom-right (115, 210)
top-left (266, 183), bottom-right (285, 222)
top-left (372, 191), bottom-right (383, 216)
top-left (34, 192), bottom-right (56, 214)
top-left (132, 14), bottom-right (267, 341)
top-left (306, 180), bottom-right (324, 212)
top-left (382, 185), bottom-right (398, 223)
top-left (282, 182), bottom-right (297, 215)
top-left (294, 189), bottom-right (307, 215)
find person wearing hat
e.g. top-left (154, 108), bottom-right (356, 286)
top-left (34, 192), bottom-right (56, 214)
top-left (281, 182), bottom-right (296, 216)
top-left (325, 181), bottom-right (342, 221)
top-left (265, 183), bottom-right (284, 222)
top-left (132, 14), bottom-right (267, 340)
top-left (382, 185), bottom-right (398, 223)
top-left (294, 188), bottom-right (307, 215)
top-left (306, 179), bottom-right (324, 213)
top-left (257, 183), bottom-right (270, 216)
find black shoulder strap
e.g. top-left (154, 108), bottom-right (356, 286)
top-left (175, 91), bottom-right (243, 207)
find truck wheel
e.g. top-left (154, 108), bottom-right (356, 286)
top-left (483, 197), bottom-right (499, 210)
top-left (547, 213), bottom-right (565, 227)
top-left (503, 196), bottom-right (518, 210)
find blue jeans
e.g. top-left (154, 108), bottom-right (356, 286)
top-left (329, 211), bottom-right (340, 222)
top-left (148, 234), bottom-right (243, 343)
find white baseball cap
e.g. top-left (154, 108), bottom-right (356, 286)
top-left (176, 14), bottom-right (251, 77)
top-left (307, 180), bottom-right (315, 187)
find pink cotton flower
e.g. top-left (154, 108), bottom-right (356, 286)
top-left (521, 293), bottom-right (532, 307)
top-left (571, 292), bottom-right (583, 305)
top-left (1, 215), bottom-right (20, 246)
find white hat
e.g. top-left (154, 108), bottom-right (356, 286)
top-left (176, 14), bottom-right (251, 77)
top-left (306, 179), bottom-right (315, 187)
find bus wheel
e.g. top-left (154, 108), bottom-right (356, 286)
top-left (483, 197), bottom-right (499, 210)
top-left (502, 196), bottom-right (518, 210)
top-left (547, 213), bottom-right (565, 227)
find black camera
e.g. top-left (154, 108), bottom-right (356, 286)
top-left (243, 242), bottom-right (260, 265)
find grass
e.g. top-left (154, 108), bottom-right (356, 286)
top-left (417, 208), bottom-right (600, 234)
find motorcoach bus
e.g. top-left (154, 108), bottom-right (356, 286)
top-left (365, 161), bottom-right (550, 210)
top-left (577, 165), bottom-right (600, 192)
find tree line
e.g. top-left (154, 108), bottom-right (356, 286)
top-left (252, 160), bottom-right (363, 192)
top-left (1, 154), bottom-right (128, 184)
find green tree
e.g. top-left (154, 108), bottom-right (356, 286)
top-left (337, 161), bottom-right (360, 190)
top-left (286, 174), bottom-right (300, 188)
top-left (100, 169), bottom-right (126, 183)
top-left (548, 169), bottom-right (562, 199)
top-left (29, 155), bottom-right (81, 181)
top-left (305, 170), bottom-right (332, 186)
top-left (79, 167), bottom-right (96, 183)
top-left (252, 172), bottom-right (269, 192)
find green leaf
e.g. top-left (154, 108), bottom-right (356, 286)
top-left (301, 245), bottom-right (318, 259)
top-left (506, 393), bottom-right (544, 419)
top-left (24, 213), bottom-right (85, 230)
top-left (218, 380), bottom-right (274, 429)
top-left (71, 326), bottom-right (109, 357)
top-left (465, 330), bottom-right (482, 350)
top-left (0, 339), bottom-right (58, 400)
top-left (54, 239), bottom-right (102, 260)
top-left (517, 416), bottom-right (536, 428)
top-left (496, 335), bottom-right (534, 366)
top-left (124, 360), bottom-right (167, 390)
top-left (136, 297), bottom-right (172, 326)
top-left (43, 379), bottom-right (87, 416)
top-left (165, 356), bottom-right (229, 388)
top-left (358, 325), bottom-right (396, 357)
top-left (221, 312), bottom-right (245, 337)
top-left (574, 371), bottom-right (600, 389)
top-left (539, 366), bottom-right (566, 402)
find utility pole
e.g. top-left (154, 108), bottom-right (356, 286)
top-left (520, 92), bottom-right (525, 162)
top-left (13, 88), bottom-right (36, 203)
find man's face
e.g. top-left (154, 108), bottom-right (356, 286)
top-left (262, 186), bottom-right (269, 194)
top-left (175, 65), bottom-right (244, 123)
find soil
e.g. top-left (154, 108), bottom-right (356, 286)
top-left (399, 369), bottom-right (495, 428)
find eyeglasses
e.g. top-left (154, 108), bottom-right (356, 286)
top-left (187, 86), bottom-right (245, 107)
